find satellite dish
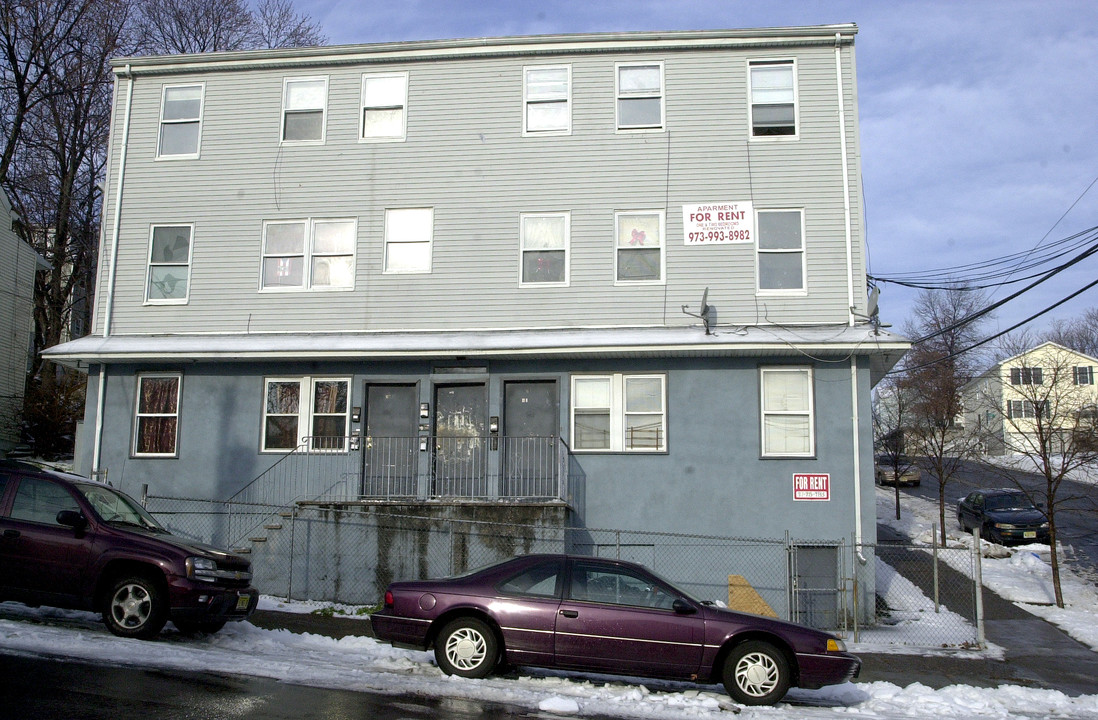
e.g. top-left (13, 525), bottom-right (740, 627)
top-left (681, 287), bottom-right (714, 334)
top-left (867, 286), bottom-right (879, 318)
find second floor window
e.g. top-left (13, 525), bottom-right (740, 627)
top-left (384, 208), bottom-right (433, 273)
top-left (757, 209), bottom-right (805, 292)
top-left (1073, 366), bottom-right (1093, 385)
top-left (261, 218), bottom-right (356, 290)
top-left (145, 224), bottom-right (193, 303)
top-left (282, 77), bottom-right (327, 143)
top-left (520, 212), bottom-right (569, 285)
top-left (749, 60), bottom-right (797, 137)
top-left (157, 84), bottom-right (203, 157)
top-left (361, 72), bottom-right (408, 140)
top-left (1010, 367), bottom-right (1043, 385)
top-left (133, 373), bottom-right (181, 457)
top-left (615, 210), bottom-right (664, 283)
top-left (616, 62), bottom-right (664, 130)
top-left (1007, 400), bottom-right (1047, 420)
top-left (524, 65), bottom-right (571, 135)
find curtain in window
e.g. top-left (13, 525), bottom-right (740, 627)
top-left (136, 377), bottom-right (179, 454)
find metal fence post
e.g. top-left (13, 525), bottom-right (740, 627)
top-left (850, 534), bottom-right (859, 643)
top-left (615, 530), bottom-right (621, 560)
top-left (287, 508), bottom-right (296, 601)
top-left (973, 525), bottom-right (986, 648)
top-left (932, 522), bottom-right (940, 613)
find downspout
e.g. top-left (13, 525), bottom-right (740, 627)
top-left (835, 34), bottom-right (855, 326)
top-left (92, 64), bottom-right (134, 478)
top-left (850, 357), bottom-right (866, 563)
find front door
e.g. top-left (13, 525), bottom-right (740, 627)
top-left (363, 385), bottom-right (419, 497)
top-left (433, 383), bottom-right (488, 497)
top-left (503, 381), bottom-right (558, 498)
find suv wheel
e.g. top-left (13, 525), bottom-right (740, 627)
top-left (103, 574), bottom-right (168, 639)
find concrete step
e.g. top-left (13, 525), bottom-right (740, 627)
top-left (232, 547), bottom-right (252, 554)
top-left (249, 536), bottom-right (268, 543)
top-left (264, 523), bottom-right (283, 530)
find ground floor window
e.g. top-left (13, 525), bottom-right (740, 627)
top-left (262, 377), bottom-right (351, 451)
top-left (133, 373), bottom-right (181, 457)
top-left (571, 373), bottom-right (666, 452)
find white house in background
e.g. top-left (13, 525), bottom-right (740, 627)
top-left (0, 188), bottom-right (45, 455)
top-left (962, 341), bottom-right (1098, 455)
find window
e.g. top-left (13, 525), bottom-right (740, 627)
top-left (133, 374), bottom-right (181, 457)
top-left (261, 218), bottom-right (356, 290)
top-left (757, 209), bottom-right (805, 292)
top-left (281, 77), bottom-right (327, 143)
top-left (498, 560), bottom-right (561, 598)
top-left (1073, 366), bottom-right (1094, 385)
top-left (1010, 367), bottom-right (1043, 385)
top-left (262, 377), bottom-right (351, 452)
top-left (571, 374), bottom-right (666, 452)
top-left (1007, 400), bottom-right (1047, 420)
top-left (145, 225), bottom-right (193, 303)
top-left (760, 367), bottom-right (814, 457)
top-left (615, 211), bottom-right (664, 283)
top-left (520, 212), bottom-right (569, 285)
top-left (749, 60), bottom-right (797, 137)
top-left (616, 62), bottom-right (663, 130)
top-left (568, 562), bottom-right (677, 609)
top-left (524, 65), bottom-right (571, 135)
top-left (11, 478), bottom-right (80, 525)
top-left (157, 84), bottom-right (204, 157)
top-left (384, 208), bottom-right (433, 273)
top-left (361, 72), bottom-right (408, 141)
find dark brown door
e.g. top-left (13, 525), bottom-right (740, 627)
top-left (433, 384), bottom-right (488, 497)
top-left (503, 381), bottom-right (558, 498)
top-left (363, 385), bottom-right (418, 497)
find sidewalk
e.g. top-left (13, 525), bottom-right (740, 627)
top-left (249, 585), bottom-right (1098, 698)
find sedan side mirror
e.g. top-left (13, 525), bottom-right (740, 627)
top-left (672, 598), bottom-right (697, 615)
top-left (56, 510), bottom-right (88, 531)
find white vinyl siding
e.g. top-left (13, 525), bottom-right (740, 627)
top-left (133, 373), bottom-right (182, 457)
top-left (760, 367), bottom-right (814, 457)
top-left (524, 65), bottom-right (571, 135)
top-left (281, 76), bottom-right (327, 143)
top-left (262, 377), bottom-right (351, 452)
top-left (260, 218), bottom-right (356, 291)
top-left (384, 208), bottom-right (433, 274)
top-left (571, 373), bottom-right (666, 452)
top-left (756, 209), bottom-right (806, 293)
top-left (749, 59), bottom-right (797, 138)
top-left (616, 62), bottom-right (663, 131)
top-left (361, 72), bottom-right (408, 141)
top-left (145, 224), bottom-right (193, 304)
top-left (157, 84), bottom-right (204, 158)
top-left (520, 212), bottom-right (569, 285)
top-left (615, 210), bottom-right (664, 284)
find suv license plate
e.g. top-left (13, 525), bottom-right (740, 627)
top-left (1023, 531), bottom-right (1036, 539)
top-left (236, 594), bottom-right (251, 611)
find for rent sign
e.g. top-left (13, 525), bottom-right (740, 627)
top-left (683, 201), bottom-right (754, 244)
top-left (793, 473), bottom-right (830, 501)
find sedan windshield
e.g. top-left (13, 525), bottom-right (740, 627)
top-left (76, 483), bottom-right (165, 530)
top-left (985, 494), bottom-right (1035, 512)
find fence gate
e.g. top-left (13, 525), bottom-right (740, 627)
top-left (790, 544), bottom-right (842, 630)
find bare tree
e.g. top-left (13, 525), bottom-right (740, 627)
top-left (899, 287), bottom-right (992, 545)
top-left (872, 375), bottom-right (918, 520)
top-left (1045, 308), bottom-right (1098, 359)
top-left (137, 0), bottom-right (326, 55)
top-left (253, 0), bottom-right (326, 49)
top-left (969, 340), bottom-right (1098, 607)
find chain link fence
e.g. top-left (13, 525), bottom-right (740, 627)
top-left (145, 495), bottom-right (984, 649)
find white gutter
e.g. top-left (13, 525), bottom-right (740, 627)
top-left (835, 34), bottom-right (855, 326)
top-left (92, 65), bottom-right (134, 478)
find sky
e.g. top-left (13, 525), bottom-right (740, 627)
top-left (290, 0), bottom-right (1098, 341)
top-left (3, 480), bottom-right (1098, 719)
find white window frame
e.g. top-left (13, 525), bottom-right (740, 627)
top-left (748, 59), bottom-right (799, 140)
top-left (760, 366), bottom-right (815, 458)
top-left (261, 376), bottom-right (352, 453)
top-left (615, 61), bottom-right (664, 132)
top-left (755, 208), bottom-right (807, 295)
top-left (259, 217), bottom-right (357, 292)
top-left (156, 83), bottom-right (204, 159)
top-left (614, 210), bottom-right (665, 285)
top-left (144, 223), bottom-right (194, 305)
top-left (384, 208), bottom-right (434, 274)
top-left (523, 64), bottom-right (571, 136)
top-left (280, 76), bottom-right (328, 144)
top-left (1074, 366), bottom-right (1094, 386)
top-left (360, 72), bottom-right (408, 142)
top-left (132, 372), bottom-right (182, 458)
top-left (519, 212), bottom-right (570, 286)
top-left (570, 373), bottom-right (667, 453)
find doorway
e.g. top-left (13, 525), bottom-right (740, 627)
top-left (362, 384), bottom-right (418, 497)
top-left (433, 383), bottom-right (488, 497)
top-left (503, 381), bottom-right (559, 497)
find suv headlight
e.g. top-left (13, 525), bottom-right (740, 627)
top-left (993, 523), bottom-right (1016, 529)
top-left (187, 556), bottom-right (219, 583)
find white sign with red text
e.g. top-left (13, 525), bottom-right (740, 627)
top-left (683, 202), bottom-right (754, 244)
top-left (793, 473), bottom-right (830, 501)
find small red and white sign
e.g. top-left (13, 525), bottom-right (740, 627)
top-left (793, 473), bottom-right (830, 501)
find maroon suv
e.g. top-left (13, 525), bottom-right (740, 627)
top-left (0, 461), bottom-right (257, 639)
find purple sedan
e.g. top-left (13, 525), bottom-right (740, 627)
top-left (371, 554), bottom-right (860, 705)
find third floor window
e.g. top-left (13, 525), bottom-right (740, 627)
top-left (282, 77), bottom-right (327, 143)
top-left (157, 84), bottom-right (204, 158)
top-left (524, 65), bottom-right (571, 135)
top-left (616, 62), bottom-right (664, 131)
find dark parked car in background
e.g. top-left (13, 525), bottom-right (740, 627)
top-left (371, 554), bottom-right (860, 706)
top-left (0, 461), bottom-right (257, 639)
top-left (957, 488), bottom-right (1050, 545)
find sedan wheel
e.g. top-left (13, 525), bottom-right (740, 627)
top-left (103, 575), bottom-right (168, 639)
top-left (434, 618), bottom-right (498, 679)
top-left (722, 640), bottom-right (791, 705)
